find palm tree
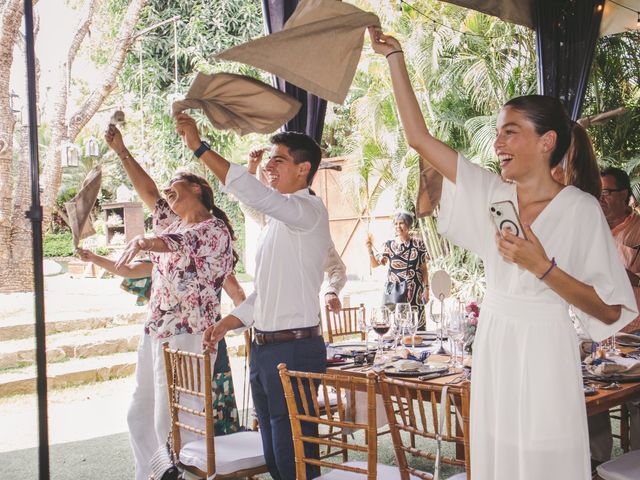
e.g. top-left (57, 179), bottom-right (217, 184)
top-left (328, 0), bottom-right (536, 297)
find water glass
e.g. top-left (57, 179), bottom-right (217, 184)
top-left (446, 309), bottom-right (464, 367)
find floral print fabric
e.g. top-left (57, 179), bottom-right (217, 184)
top-left (145, 199), bottom-right (233, 338)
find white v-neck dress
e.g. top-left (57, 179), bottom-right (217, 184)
top-left (438, 155), bottom-right (637, 480)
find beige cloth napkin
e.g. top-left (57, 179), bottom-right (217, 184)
top-left (588, 356), bottom-right (640, 377)
top-left (215, 0), bottom-right (380, 104)
top-left (416, 157), bottom-right (443, 218)
top-left (616, 332), bottom-right (640, 346)
top-left (65, 166), bottom-right (102, 247)
top-left (171, 72), bottom-right (301, 136)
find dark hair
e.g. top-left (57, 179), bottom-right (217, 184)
top-left (393, 211), bottom-right (414, 229)
top-left (504, 95), bottom-right (600, 198)
top-left (174, 172), bottom-right (239, 269)
top-left (601, 166), bottom-right (632, 204)
top-left (565, 123), bottom-right (601, 199)
top-left (270, 131), bottom-right (322, 185)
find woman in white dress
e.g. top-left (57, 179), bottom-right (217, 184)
top-left (368, 28), bottom-right (638, 479)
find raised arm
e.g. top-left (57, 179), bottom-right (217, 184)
top-left (175, 113), bottom-right (230, 184)
top-left (238, 147), bottom-right (268, 227)
top-left (368, 27), bottom-right (458, 183)
top-left (104, 124), bottom-right (160, 209)
top-left (176, 113), bottom-right (322, 230)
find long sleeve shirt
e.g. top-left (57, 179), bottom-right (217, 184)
top-left (222, 163), bottom-right (331, 331)
top-left (239, 201), bottom-right (346, 297)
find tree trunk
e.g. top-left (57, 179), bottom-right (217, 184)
top-left (2, 122), bottom-right (34, 292)
top-left (0, 0), bottom-right (26, 292)
top-left (0, 0), bottom-right (146, 292)
top-left (40, 0), bottom-right (146, 226)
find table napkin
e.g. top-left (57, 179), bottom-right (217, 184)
top-left (214, 0), bottom-right (380, 104)
top-left (587, 355), bottom-right (640, 378)
top-left (171, 72), bottom-right (301, 135)
top-left (65, 166), bottom-right (102, 247)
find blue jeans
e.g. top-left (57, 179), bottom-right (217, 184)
top-left (250, 335), bottom-right (326, 480)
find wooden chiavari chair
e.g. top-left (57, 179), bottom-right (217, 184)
top-left (380, 375), bottom-right (470, 480)
top-left (162, 343), bottom-right (268, 479)
top-left (279, 363), bottom-right (413, 479)
top-left (325, 303), bottom-right (366, 343)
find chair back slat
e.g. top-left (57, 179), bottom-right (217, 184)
top-left (325, 304), bottom-right (366, 343)
top-left (380, 375), bottom-right (471, 479)
top-left (162, 343), bottom-right (216, 477)
top-left (278, 364), bottom-right (378, 480)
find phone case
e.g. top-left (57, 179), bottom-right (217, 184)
top-left (489, 200), bottom-right (527, 239)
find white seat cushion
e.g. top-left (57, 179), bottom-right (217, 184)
top-left (596, 450), bottom-right (640, 480)
top-left (179, 430), bottom-right (265, 476)
top-left (318, 387), bottom-right (347, 408)
top-left (316, 460), bottom-right (466, 480)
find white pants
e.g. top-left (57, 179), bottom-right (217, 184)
top-left (128, 333), bottom-right (214, 480)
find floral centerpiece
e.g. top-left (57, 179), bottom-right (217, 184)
top-left (463, 301), bottom-right (480, 353)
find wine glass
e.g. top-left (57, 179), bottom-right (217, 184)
top-left (394, 303), bottom-right (411, 348)
top-left (430, 299), bottom-right (447, 355)
top-left (446, 309), bottom-right (464, 368)
top-left (409, 306), bottom-right (420, 350)
top-left (370, 306), bottom-right (392, 356)
top-left (357, 305), bottom-right (371, 350)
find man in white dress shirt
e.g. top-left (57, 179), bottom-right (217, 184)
top-left (175, 113), bottom-right (329, 480)
top-left (241, 148), bottom-right (347, 314)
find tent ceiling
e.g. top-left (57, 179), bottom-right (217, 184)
top-left (440, 0), bottom-right (640, 37)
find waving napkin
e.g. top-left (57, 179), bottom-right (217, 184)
top-left (65, 166), bottom-right (102, 248)
top-left (215, 0), bottom-right (380, 104)
top-left (171, 73), bottom-right (301, 136)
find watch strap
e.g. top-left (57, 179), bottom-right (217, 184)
top-left (194, 141), bottom-right (210, 158)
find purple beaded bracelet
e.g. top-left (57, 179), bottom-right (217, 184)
top-left (538, 257), bottom-right (556, 280)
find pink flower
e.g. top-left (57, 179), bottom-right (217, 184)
top-left (466, 301), bottom-right (480, 318)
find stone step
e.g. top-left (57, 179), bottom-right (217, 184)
top-left (0, 324), bottom-right (143, 370)
top-left (0, 351), bottom-right (138, 397)
top-left (0, 311), bottom-right (146, 341)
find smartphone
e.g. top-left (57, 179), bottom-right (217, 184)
top-left (489, 200), bottom-right (527, 239)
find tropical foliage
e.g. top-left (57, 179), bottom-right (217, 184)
top-left (326, 0), bottom-right (537, 298)
top-left (100, 0), bottom-right (269, 270)
top-left (325, 0), bottom-right (639, 299)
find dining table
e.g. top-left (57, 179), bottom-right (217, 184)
top-left (326, 340), bottom-right (640, 478)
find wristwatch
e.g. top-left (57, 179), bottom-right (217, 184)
top-left (193, 141), bottom-right (211, 158)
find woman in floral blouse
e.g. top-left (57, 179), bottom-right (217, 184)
top-left (105, 124), bottom-right (236, 480)
top-left (367, 212), bottom-right (430, 327)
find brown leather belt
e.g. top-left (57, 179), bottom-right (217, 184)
top-left (254, 325), bottom-right (322, 346)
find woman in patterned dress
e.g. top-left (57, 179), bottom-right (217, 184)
top-left (104, 123), bottom-right (236, 480)
top-left (74, 250), bottom-right (246, 436)
top-left (367, 212), bottom-right (430, 326)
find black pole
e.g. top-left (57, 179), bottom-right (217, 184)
top-left (23, 1), bottom-right (50, 479)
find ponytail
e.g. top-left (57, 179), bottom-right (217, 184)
top-left (504, 96), bottom-right (601, 199)
top-left (564, 123), bottom-right (601, 199)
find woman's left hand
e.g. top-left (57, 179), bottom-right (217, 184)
top-left (367, 27), bottom-right (401, 57)
top-left (116, 235), bottom-right (147, 269)
top-left (495, 225), bottom-right (552, 278)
